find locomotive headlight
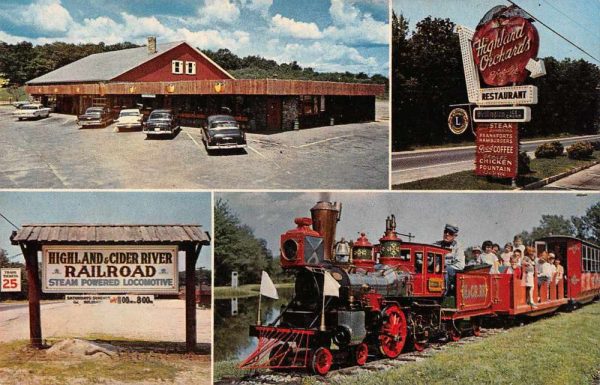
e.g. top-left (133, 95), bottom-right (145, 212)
top-left (282, 239), bottom-right (299, 261)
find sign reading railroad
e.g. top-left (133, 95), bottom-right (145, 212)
top-left (42, 245), bottom-right (178, 294)
top-left (472, 16), bottom-right (539, 86)
top-left (475, 122), bottom-right (518, 178)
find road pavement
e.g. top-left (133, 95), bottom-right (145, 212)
top-left (0, 102), bottom-right (388, 189)
top-left (392, 135), bottom-right (600, 185)
top-left (0, 299), bottom-right (211, 343)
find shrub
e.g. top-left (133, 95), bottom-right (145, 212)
top-left (590, 141), bottom-right (600, 151)
top-left (567, 141), bottom-right (594, 160)
top-left (534, 141), bottom-right (564, 158)
top-left (518, 151), bottom-right (531, 174)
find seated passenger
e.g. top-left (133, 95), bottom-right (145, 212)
top-left (480, 240), bottom-right (497, 272)
top-left (500, 243), bottom-right (513, 266)
top-left (467, 246), bottom-right (482, 266)
top-left (434, 224), bottom-right (465, 296)
top-left (505, 254), bottom-right (521, 276)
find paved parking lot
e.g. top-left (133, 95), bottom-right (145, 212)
top-left (0, 102), bottom-right (388, 189)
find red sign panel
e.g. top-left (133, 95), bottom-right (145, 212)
top-left (472, 16), bottom-right (539, 86)
top-left (475, 122), bottom-right (518, 178)
top-left (457, 274), bottom-right (491, 309)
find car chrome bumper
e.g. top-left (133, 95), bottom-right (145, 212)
top-left (116, 123), bottom-right (142, 129)
top-left (206, 142), bottom-right (247, 150)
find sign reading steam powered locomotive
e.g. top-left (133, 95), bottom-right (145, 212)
top-left (42, 245), bottom-right (178, 294)
top-left (475, 122), bottom-right (518, 178)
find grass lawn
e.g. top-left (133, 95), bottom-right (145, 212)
top-left (311, 301), bottom-right (600, 385)
top-left (0, 86), bottom-right (26, 102)
top-left (214, 282), bottom-right (294, 299)
top-left (394, 151), bottom-right (600, 190)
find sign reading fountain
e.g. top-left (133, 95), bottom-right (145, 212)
top-left (453, 4), bottom-right (545, 181)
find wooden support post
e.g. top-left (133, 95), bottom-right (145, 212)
top-left (185, 244), bottom-right (200, 352)
top-left (22, 245), bottom-right (42, 348)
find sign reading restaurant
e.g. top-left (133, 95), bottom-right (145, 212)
top-left (42, 245), bottom-right (178, 294)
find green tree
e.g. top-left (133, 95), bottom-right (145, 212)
top-left (214, 199), bottom-right (280, 286)
top-left (572, 202), bottom-right (600, 244)
top-left (518, 215), bottom-right (576, 245)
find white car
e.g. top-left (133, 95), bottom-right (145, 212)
top-left (13, 104), bottom-right (51, 120)
top-left (114, 109), bottom-right (143, 131)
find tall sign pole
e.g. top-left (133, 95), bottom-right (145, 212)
top-left (455, 5), bottom-right (544, 183)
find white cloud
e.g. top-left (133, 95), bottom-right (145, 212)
top-left (324, 0), bottom-right (389, 46)
top-left (197, 0), bottom-right (240, 25)
top-left (173, 28), bottom-right (250, 51)
top-left (242, 0), bottom-right (273, 17)
top-left (270, 14), bottom-right (322, 39)
top-left (120, 12), bottom-right (171, 38)
top-left (20, 0), bottom-right (74, 33)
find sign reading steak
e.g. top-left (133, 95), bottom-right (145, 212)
top-left (472, 16), bottom-right (539, 86)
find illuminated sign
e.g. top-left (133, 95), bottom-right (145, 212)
top-left (42, 245), bottom-right (179, 294)
top-left (472, 16), bottom-right (540, 86)
top-left (478, 85), bottom-right (538, 105)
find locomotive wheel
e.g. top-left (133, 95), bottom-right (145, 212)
top-left (311, 347), bottom-right (333, 375)
top-left (378, 305), bottom-right (407, 358)
top-left (448, 327), bottom-right (461, 342)
top-left (412, 340), bottom-right (426, 352)
top-left (350, 343), bottom-right (369, 366)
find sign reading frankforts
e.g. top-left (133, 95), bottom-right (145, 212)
top-left (475, 122), bottom-right (518, 178)
top-left (472, 16), bottom-right (539, 86)
top-left (42, 245), bottom-right (178, 294)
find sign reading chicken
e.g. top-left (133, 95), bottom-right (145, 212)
top-left (472, 16), bottom-right (539, 86)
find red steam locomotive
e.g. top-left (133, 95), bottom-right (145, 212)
top-left (240, 201), bottom-right (600, 375)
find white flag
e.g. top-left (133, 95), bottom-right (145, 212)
top-left (323, 271), bottom-right (340, 297)
top-left (260, 271), bottom-right (279, 299)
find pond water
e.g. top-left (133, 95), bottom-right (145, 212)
top-left (214, 288), bottom-right (294, 362)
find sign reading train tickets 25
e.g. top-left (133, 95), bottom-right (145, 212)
top-left (42, 245), bottom-right (179, 294)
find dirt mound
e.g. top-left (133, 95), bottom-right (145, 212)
top-left (46, 339), bottom-right (122, 359)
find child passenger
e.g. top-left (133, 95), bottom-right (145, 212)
top-left (522, 249), bottom-right (537, 307)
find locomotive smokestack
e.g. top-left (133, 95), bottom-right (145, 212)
top-left (310, 199), bottom-right (341, 261)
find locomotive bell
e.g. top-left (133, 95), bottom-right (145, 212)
top-left (335, 238), bottom-right (351, 263)
top-left (352, 232), bottom-right (375, 272)
top-left (311, 201), bottom-right (341, 261)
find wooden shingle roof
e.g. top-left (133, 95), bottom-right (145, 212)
top-left (11, 224), bottom-right (210, 245)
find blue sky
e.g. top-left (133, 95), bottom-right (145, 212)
top-left (0, 191), bottom-right (212, 270)
top-left (218, 192), bottom-right (599, 257)
top-left (393, 0), bottom-right (599, 63)
top-left (0, 0), bottom-right (389, 75)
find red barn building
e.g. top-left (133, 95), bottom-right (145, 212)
top-left (25, 37), bottom-right (385, 131)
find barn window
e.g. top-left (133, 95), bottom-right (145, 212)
top-left (186, 61), bottom-right (196, 75)
top-left (300, 95), bottom-right (319, 115)
top-left (172, 60), bottom-right (184, 74)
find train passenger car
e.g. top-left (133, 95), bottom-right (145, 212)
top-left (537, 236), bottom-right (600, 305)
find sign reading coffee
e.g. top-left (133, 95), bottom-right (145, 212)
top-left (472, 16), bottom-right (539, 86)
top-left (475, 122), bottom-right (518, 178)
top-left (42, 245), bottom-right (178, 294)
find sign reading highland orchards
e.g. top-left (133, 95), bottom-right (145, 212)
top-left (472, 16), bottom-right (539, 86)
top-left (453, 5), bottom-right (544, 180)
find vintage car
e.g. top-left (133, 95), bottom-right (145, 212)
top-left (13, 103), bottom-right (51, 120)
top-left (143, 109), bottom-right (179, 138)
top-left (114, 109), bottom-right (143, 131)
top-left (77, 106), bottom-right (113, 128)
top-left (201, 115), bottom-right (247, 151)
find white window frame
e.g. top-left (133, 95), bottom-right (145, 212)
top-left (172, 60), bottom-right (184, 74)
top-left (185, 61), bottom-right (196, 75)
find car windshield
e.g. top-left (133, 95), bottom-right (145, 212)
top-left (150, 113), bottom-right (171, 120)
top-left (210, 121), bottom-right (238, 129)
top-left (22, 105), bottom-right (39, 110)
top-left (120, 111), bottom-right (140, 117)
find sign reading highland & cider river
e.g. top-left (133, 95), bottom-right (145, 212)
top-left (42, 245), bottom-right (178, 294)
top-left (475, 122), bottom-right (518, 178)
top-left (472, 16), bottom-right (539, 86)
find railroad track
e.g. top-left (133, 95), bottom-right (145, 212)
top-left (216, 327), bottom-right (508, 385)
